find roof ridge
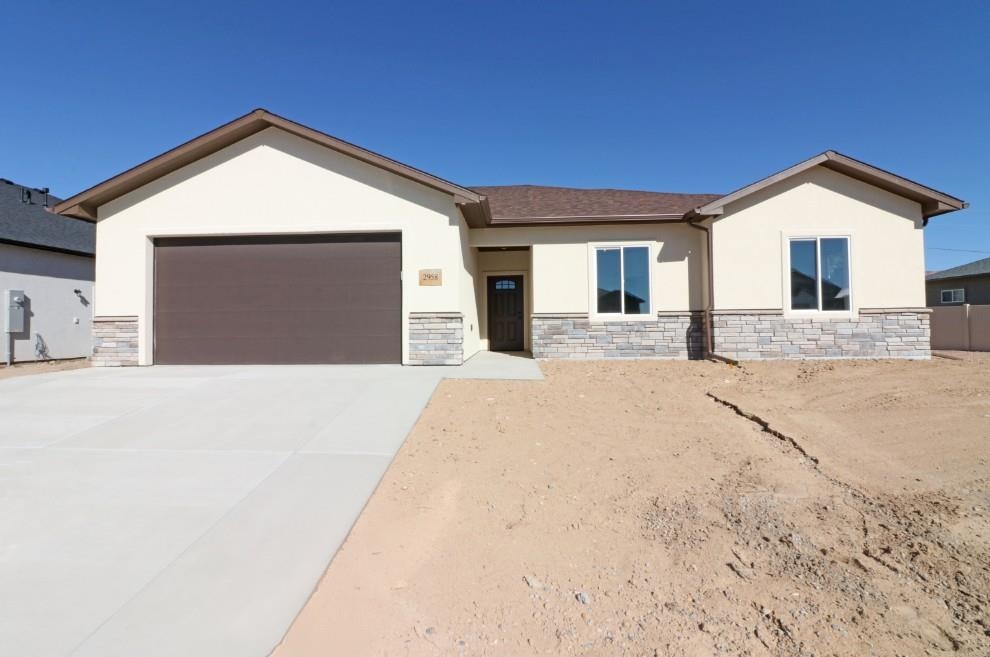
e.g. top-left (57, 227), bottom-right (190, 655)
top-left (471, 184), bottom-right (721, 195)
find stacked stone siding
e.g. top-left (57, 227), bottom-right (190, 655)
top-left (531, 313), bottom-right (705, 360)
top-left (92, 316), bottom-right (139, 367)
top-left (712, 310), bottom-right (931, 360)
top-left (409, 312), bottom-right (463, 365)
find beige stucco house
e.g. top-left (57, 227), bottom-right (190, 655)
top-left (53, 109), bottom-right (967, 366)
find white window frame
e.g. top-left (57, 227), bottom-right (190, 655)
top-left (588, 242), bottom-right (654, 321)
top-left (782, 234), bottom-right (854, 317)
top-left (941, 288), bottom-right (965, 304)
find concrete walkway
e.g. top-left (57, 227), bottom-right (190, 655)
top-left (0, 354), bottom-right (541, 657)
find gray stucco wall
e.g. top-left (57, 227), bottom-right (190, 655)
top-left (926, 275), bottom-right (990, 306)
top-left (0, 242), bottom-right (94, 362)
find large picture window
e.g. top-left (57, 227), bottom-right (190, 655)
top-left (595, 245), bottom-right (650, 315)
top-left (789, 237), bottom-right (850, 312)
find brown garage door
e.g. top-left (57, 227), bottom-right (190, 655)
top-left (154, 234), bottom-right (401, 364)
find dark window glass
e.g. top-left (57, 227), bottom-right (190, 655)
top-left (596, 249), bottom-right (622, 313)
top-left (941, 289), bottom-right (964, 304)
top-left (820, 238), bottom-right (850, 310)
top-left (790, 240), bottom-right (818, 310)
top-left (622, 246), bottom-right (650, 314)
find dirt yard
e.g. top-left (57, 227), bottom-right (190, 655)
top-left (0, 358), bottom-right (88, 380)
top-left (274, 355), bottom-right (990, 657)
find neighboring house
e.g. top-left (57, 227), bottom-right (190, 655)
top-left (925, 257), bottom-right (990, 306)
top-left (1, 179), bottom-right (94, 363)
top-left (52, 109), bottom-right (966, 366)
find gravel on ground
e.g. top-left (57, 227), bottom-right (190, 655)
top-left (0, 358), bottom-right (89, 380)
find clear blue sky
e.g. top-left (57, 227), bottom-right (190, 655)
top-left (1, 1), bottom-right (986, 270)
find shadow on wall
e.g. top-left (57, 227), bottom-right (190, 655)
top-left (657, 233), bottom-right (704, 324)
top-left (656, 243), bottom-right (706, 360)
top-left (686, 314), bottom-right (706, 360)
top-left (657, 238), bottom-right (692, 264)
top-left (34, 333), bottom-right (50, 360)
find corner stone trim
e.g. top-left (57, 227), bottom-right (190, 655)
top-left (409, 312), bottom-right (463, 365)
top-left (712, 310), bottom-right (931, 360)
top-left (532, 313), bottom-right (705, 360)
top-left (92, 316), bottom-right (139, 367)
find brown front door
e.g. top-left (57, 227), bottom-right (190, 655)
top-left (487, 275), bottom-right (524, 351)
top-left (153, 233), bottom-right (401, 364)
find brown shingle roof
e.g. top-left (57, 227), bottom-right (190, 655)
top-left (471, 185), bottom-right (721, 224)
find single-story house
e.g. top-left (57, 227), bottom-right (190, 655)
top-left (926, 257), bottom-right (990, 306)
top-left (52, 109), bottom-right (967, 366)
top-left (1, 179), bottom-right (94, 363)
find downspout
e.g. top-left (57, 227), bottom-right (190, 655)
top-left (687, 216), bottom-right (715, 357)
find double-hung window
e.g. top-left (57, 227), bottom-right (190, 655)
top-left (594, 245), bottom-right (651, 316)
top-left (788, 237), bottom-right (851, 312)
top-left (941, 288), bottom-right (964, 304)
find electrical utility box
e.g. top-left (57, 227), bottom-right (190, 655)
top-left (5, 289), bottom-right (25, 333)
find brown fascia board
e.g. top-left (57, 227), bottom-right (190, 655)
top-left (487, 213), bottom-right (686, 228)
top-left (687, 150), bottom-right (968, 222)
top-left (54, 109), bottom-right (486, 222)
top-left (458, 196), bottom-right (492, 228)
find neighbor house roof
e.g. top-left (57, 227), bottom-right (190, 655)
top-left (926, 256), bottom-right (990, 281)
top-left (0, 179), bottom-right (94, 255)
top-left (53, 109), bottom-right (487, 223)
top-left (686, 150), bottom-right (968, 223)
top-left (471, 185), bottom-right (721, 225)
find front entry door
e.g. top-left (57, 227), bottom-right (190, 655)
top-left (487, 275), bottom-right (524, 351)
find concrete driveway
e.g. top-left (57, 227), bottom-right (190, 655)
top-left (0, 354), bottom-right (541, 657)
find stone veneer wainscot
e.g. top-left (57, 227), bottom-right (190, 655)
top-left (711, 309), bottom-right (931, 360)
top-left (531, 312), bottom-right (705, 360)
top-left (92, 316), bottom-right (139, 366)
top-left (408, 312), bottom-right (464, 365)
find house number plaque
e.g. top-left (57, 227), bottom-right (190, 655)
top-left (419, 269), bottom-right (442, 286)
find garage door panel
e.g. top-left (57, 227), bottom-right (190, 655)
top-left (157, 283), bottom-right (400, 314)
top-left (155, 309), bottom-right (401, 340)
top-left (155, 337), bottom-right (397, 365)
top-left (154, 234), bottom-right (401, 364)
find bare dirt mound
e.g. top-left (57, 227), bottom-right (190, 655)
top-left (274, 358), bottom-right (990, 656)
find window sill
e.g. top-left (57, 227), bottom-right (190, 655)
top-left (783, 309), bottom-right (856, 320)
top-left (589, 313), bottom-right (657, 323)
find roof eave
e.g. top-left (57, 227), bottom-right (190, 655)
top-left (487, 213), bottom-right (686, 228)
top-left (56, 202), bottom-right (97, 221)
top-left (688, 150), bottom-right (967, 222)
top-left (926, 270), bottom-right (989, 283)
top-left (457, 196), bottom-right (492, 228)
top-left (0, 236), bottom-right (95, 258)
top-left (53, 109), bottom-right (482, 222)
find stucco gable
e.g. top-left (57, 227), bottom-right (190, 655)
top-left (711, 166), bottom-right (925, 227)
top-left (688, 151), bottom-right (966, 223)
top-left (97, 127), bottom-right (463, 223)
top-left (54, 109), bottom-right (485, 223)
